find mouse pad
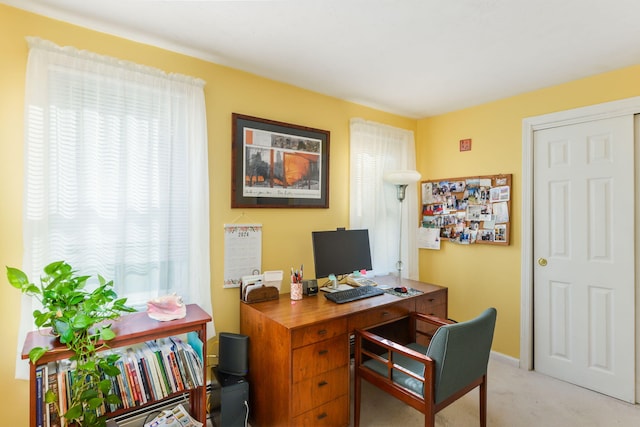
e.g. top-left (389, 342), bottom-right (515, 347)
top-left (384, 287), bottom-right (424, 297)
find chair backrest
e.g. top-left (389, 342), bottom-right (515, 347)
top-left (426, 307), bottom-right (497, 404)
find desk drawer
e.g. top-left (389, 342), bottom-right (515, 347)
top-left (292, 335), bottom-right (348, 383)
top-left (348, 298), bottom-right (414, 331)
top-left (291, 394), bottom-right (349, 427)
top-left (292, 365), bottom-right (348, 416)
top-left (292, 317), bottom-right (348, 348)
top-left (415, 289), bottom-right (447, 317)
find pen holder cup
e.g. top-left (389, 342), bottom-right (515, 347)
top-left (290, 282), bottom-right (303, 301)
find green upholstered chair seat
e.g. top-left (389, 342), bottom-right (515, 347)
top-left (362, 342), bottom-right (429, 396)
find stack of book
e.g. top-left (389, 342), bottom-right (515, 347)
top-left (34, 335), bottom-right (204, 427)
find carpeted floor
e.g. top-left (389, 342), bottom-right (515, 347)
top-left (352, 355), bottom-right (640, 426)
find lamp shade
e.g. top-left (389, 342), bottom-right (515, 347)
top-left (383, 170), bottom-right (422, 185)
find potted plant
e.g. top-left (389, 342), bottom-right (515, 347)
top-left (7, 260), bottom-right (136, 427)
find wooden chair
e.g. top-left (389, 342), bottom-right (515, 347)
top-left (354, 307), bottom-right (497, 427)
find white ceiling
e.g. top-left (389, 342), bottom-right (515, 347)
top-left (6, 0), bottom-right (640, 118)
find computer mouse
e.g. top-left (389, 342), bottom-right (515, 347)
top-left (394, 286), bottom-right (408, 293)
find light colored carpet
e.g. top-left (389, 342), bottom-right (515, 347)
top-left (352, 355), bottom-right (639, 426)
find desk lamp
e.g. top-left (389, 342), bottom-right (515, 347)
top-left (383, 170), bottom-right (421, 280)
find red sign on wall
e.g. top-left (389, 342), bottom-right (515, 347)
top-left (459, 138), bottom-right (472, 151)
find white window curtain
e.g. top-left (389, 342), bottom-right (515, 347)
top-left (15, 37), bottom-right (214, 378)
top-left (349, 118), bottom-right (420, 280)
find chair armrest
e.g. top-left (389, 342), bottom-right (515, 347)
top-left (355, 328), bottom-right (434, 398)
top-left (412, 312), bottom-right (455, 327)
top-left (356, 328), bottom-right (429, 363)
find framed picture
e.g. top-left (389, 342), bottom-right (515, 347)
top-left (232, 113), bottom-right (330, 208)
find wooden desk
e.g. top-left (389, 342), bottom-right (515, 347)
top-left (240, 276), bottom-right (447, 427)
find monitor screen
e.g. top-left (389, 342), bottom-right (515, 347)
top-left (312, 228), bottom-right (373, 279)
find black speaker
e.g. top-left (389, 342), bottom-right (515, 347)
top-left (218, 332), bottom-right (249, 376)
top-left (212, 367), bottom-right (249, 427)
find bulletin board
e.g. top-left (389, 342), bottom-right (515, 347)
top-left (420, 174), bottom-right (512, 246)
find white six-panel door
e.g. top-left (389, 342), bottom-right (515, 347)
top-left (533, 115), bottom-right (635, 402)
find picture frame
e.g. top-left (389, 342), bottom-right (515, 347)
top-left (232, 113), bottom-right (330, 208)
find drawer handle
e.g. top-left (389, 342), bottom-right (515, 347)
top-left (318, 380), bottom-right (328, 387)
top-left (318, 349), bottom-right (328, 355)
top-left (381, 311), bottom-right (390, 316)
top-left (317, 412), bottom-right (328, 420)
top-left (428, 298), bottom-right (435, 302)
top-left (317, 329), bottom-right (328, 335)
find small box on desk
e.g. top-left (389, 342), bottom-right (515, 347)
top-left (303, 279), bottom-right (318, 295)
top-left (241, 271), bottom-right (282, 303)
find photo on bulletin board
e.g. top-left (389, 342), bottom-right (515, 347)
top-left (420, 174), bottom-right (512, 246)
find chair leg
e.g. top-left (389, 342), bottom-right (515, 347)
top-left (479, 375), bottom-right (487, 427)
top-left (354, 371), bottom-right (362, 427)
top-left (425, 406), bottom-right (435, 427)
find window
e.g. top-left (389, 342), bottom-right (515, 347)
top-left (16, 38), bottom-right (214, 377)
top-left (349, 118), bottom-right (420, 279)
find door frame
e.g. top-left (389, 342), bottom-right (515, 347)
top-left (521, 96), bottom-right (640, 376)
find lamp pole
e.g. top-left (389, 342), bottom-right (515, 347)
top-left (384, 170), bottom-right (421, 283)
top-left (395, 184), bottom-right (408, 279)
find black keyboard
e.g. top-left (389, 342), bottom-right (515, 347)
top-left (324, 285), bottom-right (385, 304)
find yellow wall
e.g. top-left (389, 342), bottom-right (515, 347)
top-left (0, 5), bottom-right (415, 426)
top-left (416, 65), bottom-right (640, 357)
top-left (5, 4), bottom-right (640, 426)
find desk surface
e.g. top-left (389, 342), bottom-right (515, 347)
top-left (242, 275), bottom-right (446, 330)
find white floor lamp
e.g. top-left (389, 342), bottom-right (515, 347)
top-left (383, 170), bottom-right (421, 280)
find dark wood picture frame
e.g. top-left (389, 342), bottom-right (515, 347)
top-left (232, 113), bottom-right (330, 208)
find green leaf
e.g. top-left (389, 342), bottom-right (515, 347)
top-left (28, 347), bottom-right (47, 364)
top-left (101, 364), bottom-right (120, 377)
top-left (99, 327), bottom-right (116, 341)
top-left (81, 388), bottom-right (99, 400)
top-left (26, 284), bottom-right (42, 295)
top-left (98, 379), bottom-right (112, 393)
top-left (45, 388), bottom-right (58, 404)
top-left (59, 328), bottom-right (75, 344)
top-left (6, 266), bottom-right (30, 290)
top-left (105, 353), bottom-right (121, 363)
top-left (88, 396), bottom-right (103, 410)
top-left (65, 403), bottom-right (83, 420)
top-left (105, 393), bottom-right (122, 405)
top-left (71, 313), bottom-right (93, 329)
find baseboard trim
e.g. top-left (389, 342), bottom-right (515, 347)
top-left (490, 350), bottom-right (519, 367)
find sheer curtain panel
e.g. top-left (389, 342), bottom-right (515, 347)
top-left (349, 118), bottom-right (420, 279)
top-left (16, 37), bottom-right (214, 378)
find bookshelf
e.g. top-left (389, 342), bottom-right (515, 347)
top-left (22, 303), bottom-right (211, 427)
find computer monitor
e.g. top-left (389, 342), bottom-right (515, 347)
top-left (311, 228), bottom-right (373, 279)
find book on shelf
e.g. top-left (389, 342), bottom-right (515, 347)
top-left (115, 356), bottom-right (134, 408)
top-left (147, 340), bottom-right (173, 396)
top-left (136, 347), bottom-right (156, 401)
top-left (157, 338), bottom-right (178, 394)
top-left (141, 344), bottom-right (166, 400)
top-left (46, 362), bottom-right (61, 427)
top-left (171, 338), bottom-right (194, 389)
top-left (35, 365), bottom-right (44, 427)
top-left (125, 348), bottom-right (146, 405)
